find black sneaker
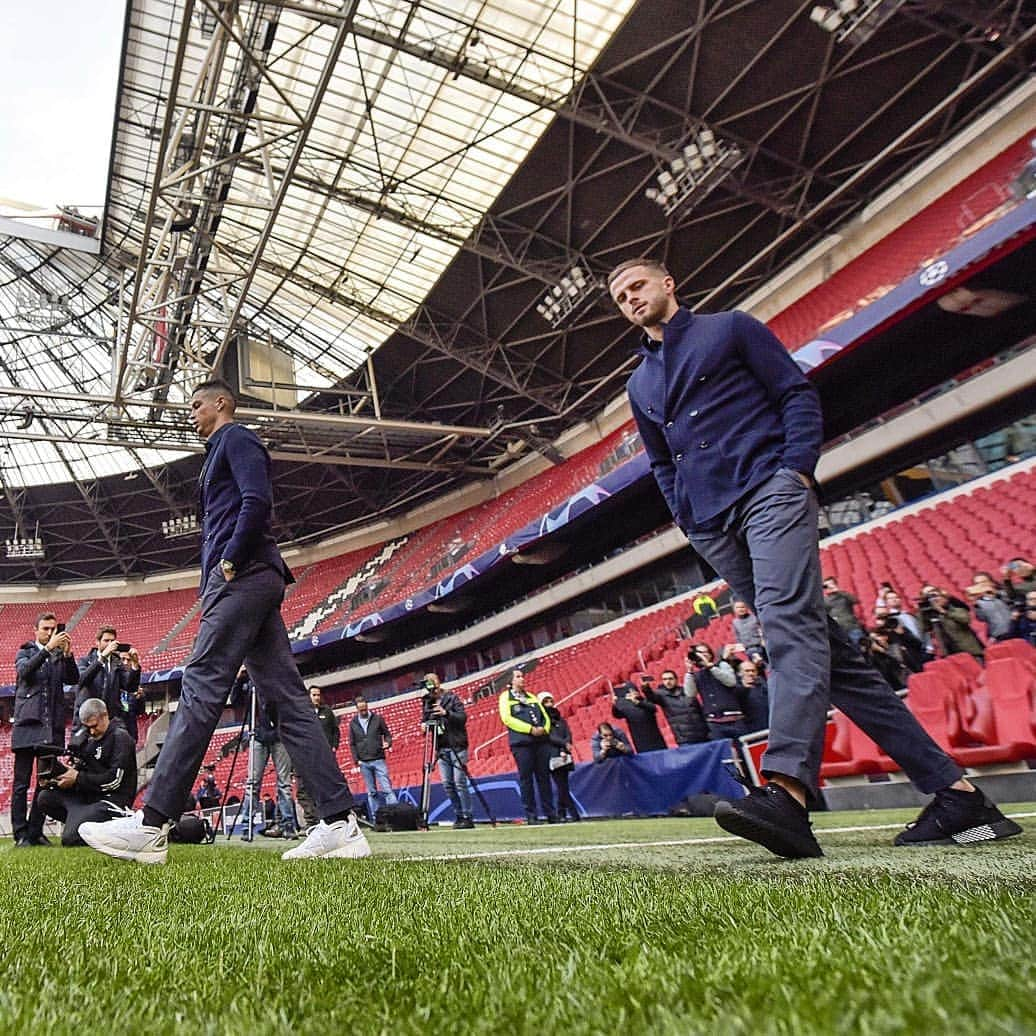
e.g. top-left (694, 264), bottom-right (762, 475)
top-left (714, 784), bottom-right (823, 859)
top-left (454, 816), bottom-right (475, 830)
top-left (894, 788), bottom-right (1023, 847)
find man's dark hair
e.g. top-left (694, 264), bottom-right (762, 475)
top-left (35, 611), bottom-right (57, 628)
top-left (661, 669), bottom-right (677, 679)
top-left (193, 377), bottom-right (237, 408)
top-left (607, 257), bottom-right (672, 288)
top-left (96, 625), bottom-right (117, 641)
top-left (354, 694), bottom-right (367, 705)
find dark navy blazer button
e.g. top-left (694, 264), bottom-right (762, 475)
top-left (689, 409), bottom-right (699, 417)
top-left (698, 441), bottom-right (710, 449)
top-left (665, 421), bottom-right (674, 428)
top-left (646, 406), bottom-right (654, 413)
top-left (698, 375), bottom-right (707, 382)
top-left (674, 453), bottom-right (683, 461)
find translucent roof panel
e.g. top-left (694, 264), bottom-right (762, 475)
top-left (0, 0), bottom-right (636, 487)
top-left (102, 0), bottom-right (640, 406)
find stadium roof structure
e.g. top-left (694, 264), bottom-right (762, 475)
top-left (0, 0), bottom-right (1033, 583)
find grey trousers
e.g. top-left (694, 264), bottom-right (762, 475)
top-left (689, 467), bottom-right (962, 803)
top-left (146, 564), bottom-right (354, 821)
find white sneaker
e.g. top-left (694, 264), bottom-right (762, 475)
top-left (79, 810), bottom-right (169, 865)
top-left (281, 816), bottom-right (371, 860)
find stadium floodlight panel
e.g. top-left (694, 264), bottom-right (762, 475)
top-left (5, 537), bottom-right (45, 559)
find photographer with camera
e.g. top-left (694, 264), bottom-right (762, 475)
top-left (685, 643), bottom-right (747, 741)
top-left (421, 673), bottom-right (475, 830)
top-left (611, 680), bottom-right (666, 753)
top-left (919, 586), bottom-right (984, 662)
top-left (11, 612), bottom-right (78, 848)
top-left (28, 698), bottom-right (137, 848)
top-left (591, 722), bottom-right (632, 762)
top-left (880, 590), bottom-right (922, 642)
top-left (76, 626), bottom-right (143, 741)
top-left (967, 573), bottom-right (1014, 643)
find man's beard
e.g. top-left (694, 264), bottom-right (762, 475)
top-left (632, 298), bottom-right (667, 326)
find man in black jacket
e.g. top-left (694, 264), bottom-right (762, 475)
top-left (611, 683), bottom-right (666, 753)
top-left (349, 695), bottom-right (396, 821)
top-left (30, 698), bottom-right (137, 847)
top-left (643, 670), bottom-right (708, 745)
top-left (76, 626), bottom-right (143, 741)
top-left (12, 612), bottom-right (78, 848)
top-left (422, 673), bottom-right (475, 829)
top-left (296, 686), bottom-right (340, 828)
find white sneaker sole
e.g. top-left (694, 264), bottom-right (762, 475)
top-left (283, 839), bottom-right (371, 861)
top-left (80, 839), bottom-right (167, 864)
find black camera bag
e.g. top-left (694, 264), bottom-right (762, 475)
top-left (375, 802), bottom-right (421, 832)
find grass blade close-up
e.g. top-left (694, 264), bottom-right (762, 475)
top-left (1, 808), bottom-right (1033, 1036)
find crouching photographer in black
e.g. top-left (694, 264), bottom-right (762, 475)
top-left (422, 673), bottom-right (475, 829)
top-left (29, 697), bottom-right (137, 847)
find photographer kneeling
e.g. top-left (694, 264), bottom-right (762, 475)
top-left (30, 698), bottom-right (137, 847)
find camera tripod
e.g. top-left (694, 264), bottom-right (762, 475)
top-left (211, 678), bottom-right (262, 842)
top-left (419, 719), bottom-right (497, 827)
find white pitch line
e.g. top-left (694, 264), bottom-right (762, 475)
top-left (395, 811), bottom-right (1036, 863)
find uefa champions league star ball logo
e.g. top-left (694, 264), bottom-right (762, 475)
top-left (919, 260), bottom-right (949, 287)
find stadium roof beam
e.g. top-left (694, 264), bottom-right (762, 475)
top-left (116, 0), bottom-right (299, 407)
top-left (46, 435), bottom-right (137, 580)
top-left (274, 0), bottom-right (843, 191)
top-left (240, 253), bottom-right (568, 414)
top-left (696, 19), bottom-right (1036, 310)
top-left (234, 156), bottom-right (597, 286)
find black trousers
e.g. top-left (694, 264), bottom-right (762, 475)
top-left (11, 748), bottom-right (47, 841)
top-left (511, 740), bottom-right (555, 820)
top-left (146, 565), bottom-right (353, 823)
top-left (295, 775), bottom-right (319, 828)
top-left (32, 788), bottom-right (126, 846)
top-left (550, 764), bottom-right (577, 817)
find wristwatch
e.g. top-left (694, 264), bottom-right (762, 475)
top-left (220, 558), bottom-right (236, 575)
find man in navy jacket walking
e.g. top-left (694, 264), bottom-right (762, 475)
top-left (81, 378), bottom-right (368, 863)
top-left (611, 258), bottom-right (1020, 857)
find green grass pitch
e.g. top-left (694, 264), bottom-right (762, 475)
top-left (1, 805), bottom-right (1033, 1035)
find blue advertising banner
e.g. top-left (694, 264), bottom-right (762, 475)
top-left (361, 740), bottom-right (745, 823)
top-left (791, 196), bottom-right (1036, 373)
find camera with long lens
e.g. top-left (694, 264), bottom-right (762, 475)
top-left (35, 733), bottom-right (89, 789)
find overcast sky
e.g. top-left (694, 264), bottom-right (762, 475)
top-left (0, 1), bottom-right (125, 213)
